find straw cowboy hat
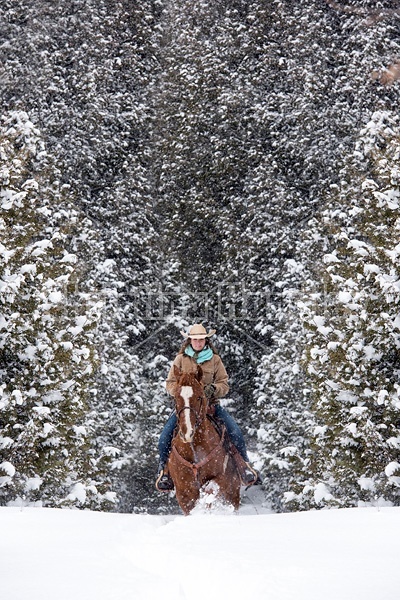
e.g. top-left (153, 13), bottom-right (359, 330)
top-left (180, 323), bottom-right (216, 339)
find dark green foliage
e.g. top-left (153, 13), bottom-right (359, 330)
top-left (295, 111), bottom-right (400, 508)
top-left (1, 0), bottom-right (400, 511)
top-left (0, 112), bottom-right (110, 507)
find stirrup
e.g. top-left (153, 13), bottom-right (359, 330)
top-left (229, 444), bottom-right (259, 487)
top-left (241, 463), bottom-right (259, 487)
top-left (155, 469), bottom-right (174, 492)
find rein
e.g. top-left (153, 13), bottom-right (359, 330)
top-left (172, 425), bottom-right (226, 481)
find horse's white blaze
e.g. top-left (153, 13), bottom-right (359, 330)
top-left (180, 385), bottom-right (193, 441)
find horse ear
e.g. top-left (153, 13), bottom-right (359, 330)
top-left (196, 365), bottom-right (203, 381)
top-left (173, 364), bottom-right (181, 379)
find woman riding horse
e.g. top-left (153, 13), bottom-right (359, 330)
top-left (156, 323), bottom-right (258, 491)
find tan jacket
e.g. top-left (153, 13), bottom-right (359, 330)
top-left (165, 352), bottom-right (229, 400)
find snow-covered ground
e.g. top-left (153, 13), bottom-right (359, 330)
top-left (1, 500), bottom-right (398, 600)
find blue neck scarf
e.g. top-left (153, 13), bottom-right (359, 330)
top-left (185, 345), bottom-right (213, 364)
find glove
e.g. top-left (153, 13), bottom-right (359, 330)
top-left (204, 384), bottom-right (216, 399)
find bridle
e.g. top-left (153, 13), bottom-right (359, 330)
top-left (175, 394), bottom-right (206, 432)
top-left (174, 371), bottom-right (207, 436)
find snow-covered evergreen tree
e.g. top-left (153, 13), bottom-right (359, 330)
top-left (248, 0), bottom-right (400, 508)
top-left (0, 0), bottom-right (171, 512)
top-left (293, 110), bottom-right (400, 508)
top-left (0, 111), bottom-right (113, 507)
top-left (2, 0), bottom-right (400, 513)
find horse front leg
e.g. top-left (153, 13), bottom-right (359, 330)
top-left (175, 482), bottom-right (200, 515)
top-left (168, 457), bottom-right (200, 515)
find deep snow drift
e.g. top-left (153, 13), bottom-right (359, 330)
top-left (1, 503), bottom-right (398, 600)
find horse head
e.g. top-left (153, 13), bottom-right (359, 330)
top-left (173, 364), bottom-right (205, 443)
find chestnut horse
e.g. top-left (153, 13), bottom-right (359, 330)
top-left (167, 364), bottom-right (241, 515)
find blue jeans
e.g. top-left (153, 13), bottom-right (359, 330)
top-left (158, 405), bottom-right (249, 465)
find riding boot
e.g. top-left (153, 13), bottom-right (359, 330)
top-left (155, 461), bottom-right (174, 492)
top-left (229, 446), bottom-right (259, 486)
top-left (244, 462), bottom-right (261, 486)
top-left (241, 461), bottom-right (259, 486)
